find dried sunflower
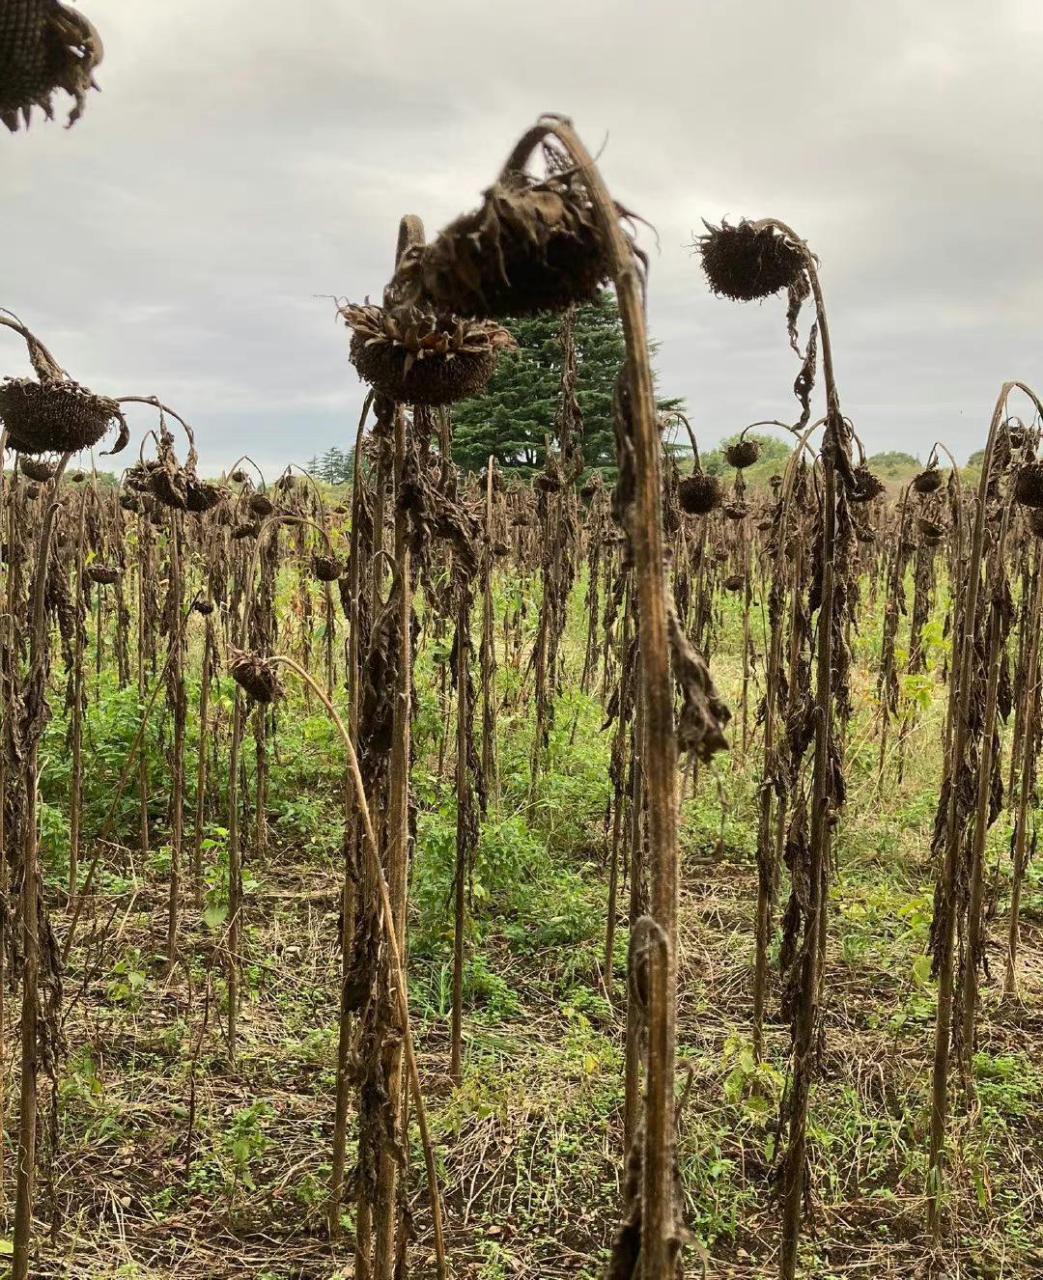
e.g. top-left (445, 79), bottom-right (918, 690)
top-left (185, 477), bottom-right (225, 514)
top-left (229, 648), bottom-right (283, 704)
top-left (724, 438), bottom-right (761, 469)
top-left (0, 376), bottom-right (124, 454)
top-left (87, 563), bottom-right (119, 584)
top-left (18, 455), bottom-right (58, 482)
top-left (912, 466), bottom-right (943, 495)
top-left (395, 167), bottom-right (618, 319)
top-left (698, 220), bottom-right (806, 301)
top-left (0, 0), bottom-right (103, 132)
top-left (342, 303), bottom-right (514, 407)
top-left (312, 553), bottom-right (342, 582)
top-left (149, 461), bottom-right (188, 510)
top-left (1014, 462), bottom-right (1043, 509)
top-left (850, 465), bottom-right (886, 503)
top-left (678, 472), bottom-right (722, 516)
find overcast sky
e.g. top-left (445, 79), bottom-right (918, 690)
top-left (4, 0), bottom-right (1043, 474)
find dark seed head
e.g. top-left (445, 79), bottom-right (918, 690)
top-left (912, 466), bottom-right (943, 495)
top-left (850, 466), bottom-right (886, 503)
top-left (1014, 462), bottom-right (1043, 509)
top-left (0, 377), bottom-right (124, 455)
top-left (698, 220), bottom-right (806, 302)
top-left (229, 649), bottom-right (283, 704)
top-left (312, 553), bottom-right (342, 582)
top-left (397, 169), bottom-right (616, 319)
top-left (18, 456), bottom-right (57, 482)
top-left (87, 564), bottom-right (119, 585)
top-left (724, 438), bottom-right (761, 470)
top-left (678, 473), bottom-right (723, 516)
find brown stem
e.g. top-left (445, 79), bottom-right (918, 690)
top-left (534, 116), bottom-right (681, 1277)
top-left (373, 405), bottom-right (413, 1277)
top-left (269, 656), bottom-right (448, 1280)
top-left (14, 451), bottom-right (71, 1280)
top-left (1005, 544), bottom-right (1043, 996)
top-left (927, 381), bottom-right (1042, 1235)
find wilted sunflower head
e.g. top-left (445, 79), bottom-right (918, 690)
top-left (341, 302), bottom-right (515, 407)
top-left (912, 466), bottom-right (943, 495)
top-left (0, 0), bottom-right (104, 132)
top-left (185, 477), bottom-right (226, 514)
top-left (698, 220), bottom-right (806, 302)
top-left (0, 376), bottom-right (125, 455)
top-left (18, 455), bottom-right (58, 482)
top-left (248, 492), bottom-right (275, 518)
top-left (312, 553), bottom-right (343, 582)
top-left (229, 649), bottom-right (283, 704)
top-left (724, 437), bottom-right (761, 470)
top-left (87, 564), bottom-right (119, 585)
top-left (393, 165), bottom-right (620, 319)
top-left (850, 466), bottom-right (886, 503)
top-left (1014, 462), bottom-right (1043, 510)
top-left (678, 472), bottom-right (723, 516)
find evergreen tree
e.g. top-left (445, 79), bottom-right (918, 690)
top-left (452, 291), bottom-right (636, 476)
top-left (307, 446), bottom-right (355, 486)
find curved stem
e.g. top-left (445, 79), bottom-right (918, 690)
top-left (268, 656), bottom-right (448, 1280)
top-left (536, 116), bottom-right (680, 1277)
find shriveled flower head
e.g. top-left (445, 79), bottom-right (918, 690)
top-left (394, 166), bottom-right (619, 319)
top-left (0, 0), bottom-right (104, 132)
top-left (912, 466), bottom-right (943, 495)
top-left (678, 472), bottom-right (722, 516)
top-left (724, 438), bottom-right (761, 470)
top-left (850, 466), bottom-right (886, 503)
top-left (18, 455), bottom-right (58, 482)
top-left (312, 553), bottom-right (343, 583)
top-left (341, 303), bottom-right (515, 407)
top-left (229, 649), bottom-right (283, 704)
top-left (698, 220), bottom-right (806, 301)
top-left (0, 376), bottom-right (125, 454)
top-left (1014, 462), bottom-right (1043, 510)
top-left (185, 477), bottom-right (226, 514)
top-left (87, 563), bottom-right (119, 585)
